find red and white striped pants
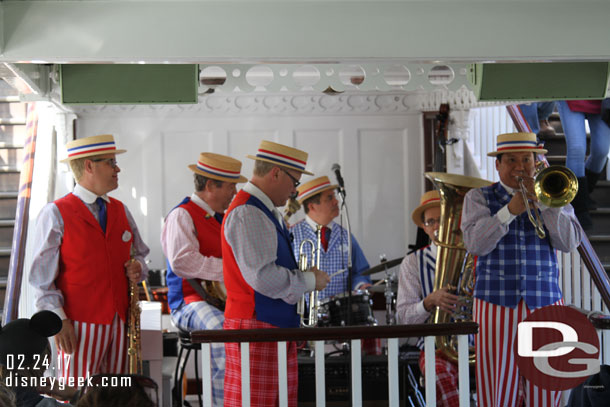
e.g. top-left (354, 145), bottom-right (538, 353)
top-left (58, 313), bottom-right (127, 381)
top-left (474, 298), bottom-right (563, 407)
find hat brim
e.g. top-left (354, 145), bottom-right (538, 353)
top-left (297, 183), bottom-right (339, 204)
top-left (188, 164), bottom-right (248, 183)
top-left (246, 155), bottom-right (314, 176)
top-left (411, 201), bottom-right (441, 228)
top-left (487, 148), bottom-right (547, 157)
top-left (60, 149), bottom-right (126, 163)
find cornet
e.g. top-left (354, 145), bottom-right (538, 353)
top-left (517, 164), bottom-right (578, 239)
top-left (296, 225), bottom-right (322, 327)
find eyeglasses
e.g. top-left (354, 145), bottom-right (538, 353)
top-left (423, 218), bottom-right (441, 227)
top-left (280, 168), bottom-right (300, 188)
top-left (91, 158), bottom-right (118, 169)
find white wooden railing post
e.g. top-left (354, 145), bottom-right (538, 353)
top-left (351, 339), bottom-right (362, 407)
top-left (201, 343), bottom-right (213, 407)
top-left (314, 340), bottom-right (325, 407)
top-left (424, 336), bottom-right (436, 406)
top-left (241, 342), bottom-right (250, 407)
top-left (457, 334), bottom-right (470, 407)
top-left (277, 341), bottom-right (288, 407)
top-left (387, 338), bottom-right (400, 407)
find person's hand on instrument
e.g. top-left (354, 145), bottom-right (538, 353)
top-left (423, 285), bottom-right (459, 313)
top-left (310, 267), bottom-right (331, 291)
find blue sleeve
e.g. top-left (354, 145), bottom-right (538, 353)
top-left (350, 235), bottom-right (371, 289)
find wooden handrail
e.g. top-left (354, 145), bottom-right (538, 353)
top-left (191, 322), bottom-right (478, 344)
top-left (3, 104), bottom-right (38, 323)
top-left (578, 237), bottom-right (610, 309)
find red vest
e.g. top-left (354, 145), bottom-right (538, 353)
top-left (55, 193), bottom-right (132, 324)
top-left (179, 199), bottom-right (223, 305)
top-left (222, 191), bottom-right (256, 319)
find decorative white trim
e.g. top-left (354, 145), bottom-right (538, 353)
top-left (414, 86), bottom-right (517, 112)
top-left (72, 93), bottom-right (414, 116)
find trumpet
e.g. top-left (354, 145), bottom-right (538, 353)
top-left (517, 164), bottom-right (578, 239)
top-left (296, 225), bottom-right (322, 327)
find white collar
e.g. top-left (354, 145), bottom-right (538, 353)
top-left (305, 215), bottom-right (331, 232)
top-left (499, 180), bottom-right (516, 195)
top-left (74, 184), bottom-right (109, 204)
top-left (243, 182), bottom-right (276, 212)
top-left (190, 193), bottom-right (215, 217)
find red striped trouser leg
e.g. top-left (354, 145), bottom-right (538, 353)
top-left (474, 298), bottom-right (524, 407)
top-left (418, 350), bottom-right (460, 407)
top-left (103, 313), bottom-right (127, 374)
top-left (59, 320), bottom-right (111, 383)
top-left (523, 299), bottom-right (563, 407)
top-left (474, 298), bottom-right (564, 407)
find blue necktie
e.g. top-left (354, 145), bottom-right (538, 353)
top-left (214, 212), bottom-right (224, 224)
top-left (96, 197), bottom-right (107, 233)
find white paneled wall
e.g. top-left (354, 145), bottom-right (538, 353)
top-left (74, 109), bottom-right (423, 272)
top-left (467, 106), bottom-right (517, 182)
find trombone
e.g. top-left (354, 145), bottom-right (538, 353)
top-left (296, 225), bottom-right (322, 327)
top-left (517, 164), bottom-right (578, 239)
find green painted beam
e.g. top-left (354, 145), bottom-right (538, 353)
top-left (60, 64), bottom-right (198, 104)
top-left (469, 62), bottom-right (610, 101)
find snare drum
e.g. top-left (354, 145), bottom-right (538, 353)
top-left (318, 290), bottom-right (377, 327)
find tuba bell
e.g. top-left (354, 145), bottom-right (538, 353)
top-left (424, 172), bottom-right (493, 364)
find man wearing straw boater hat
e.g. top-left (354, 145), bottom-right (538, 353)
top-left (461, 132), bottom-right (581, 407)
top-left (396, 190), bottom-right (460, 407)
top-left (221, 140), bottom-right (330, 407)
top-left (29, 134), bottom-right (150, 381)
top-left (290, 175), bottom-right (372, 300)
top-left (161, 152), bottom-right (246, 406)
top-left (290, 175), bottom-right (383, 355)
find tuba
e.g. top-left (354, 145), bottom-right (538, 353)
top-left (424, 172), bottom-right (493, 364)
top-left (296, 225), bottom-right (322, 327)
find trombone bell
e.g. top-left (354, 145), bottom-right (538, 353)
top-left (534, 165), bottom-right (578, 208)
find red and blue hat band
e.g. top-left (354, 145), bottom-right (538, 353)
top-left (299, 181), bottom-right (332, 199)
top-left (196, 161), bottom-right (241, 179)
top-left (256, 149), bottom-right (306, 171)
top-left (67, 141), bottom-right (117, 158)
top-left (496, 140), bottom-right (538, 151)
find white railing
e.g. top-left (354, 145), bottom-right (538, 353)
top-left (560, 250), bottom-right (610, 364)
top-left (192, 323), bottom-right (477, 407)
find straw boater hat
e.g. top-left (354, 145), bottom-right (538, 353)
top-left (188, 152), bottom-right (247, 183)
top-left (247, 140), bottom-right (314, 175)
top-left (61, 134), bottom-right (126, 163)
top-left (296, 176), bottom-right (338, 204)
top-left (487, 132), bottom-right (547, 157)
top-left (411, 190), bottom-right (441, 228)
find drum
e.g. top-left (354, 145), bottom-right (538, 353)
top-left (318, 290), bottom-right (377, 327)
